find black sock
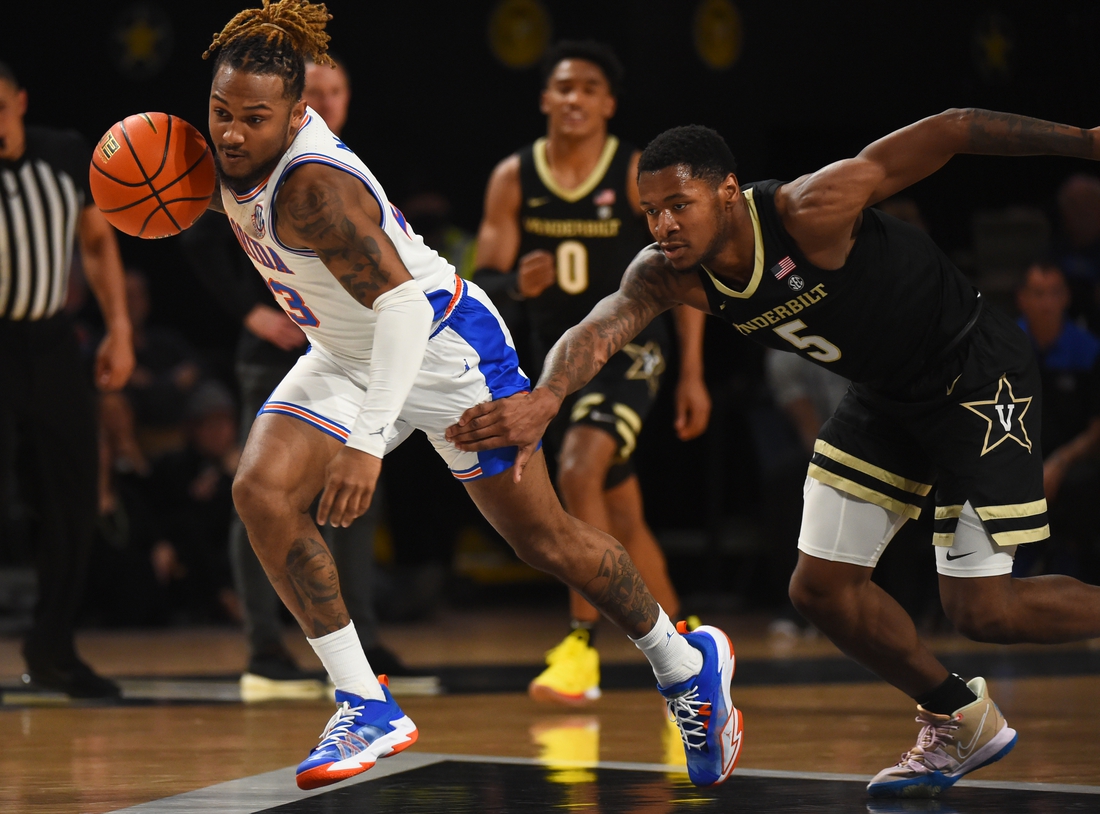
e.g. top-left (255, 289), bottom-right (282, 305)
top-left (914, 674), bottom-right (978, 715)
top-left (570, 620), bottom-right (596, 647)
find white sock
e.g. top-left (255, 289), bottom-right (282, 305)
top-left (307, 621), bottom-right (384, 701)
top-left (631, 606), bottom-right (704, 688)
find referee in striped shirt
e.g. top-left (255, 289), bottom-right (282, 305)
top-left (0, 61), bottom-right (134, 697)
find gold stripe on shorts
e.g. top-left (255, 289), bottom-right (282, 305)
top-left (808, 463), bottom-right (923, 520)
top-left (975, 499), bottom-right (1048, 521)
top-left (935, 505), bottom-right (964, 520)
top-left (991, 525), bottom-right (1050, 546)
top-left (813, 440), bottom-right (933, 497)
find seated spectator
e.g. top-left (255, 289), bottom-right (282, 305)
top-left (144, 382), bottom-right (242, 623)
top-left (1015, 261), bottom-right (1100, 581)
top-left (1053, 174), bottom-right (1100, 331)
top-left (87, 382), bottom-right (241, 626)
top-left (122, 269), bottom-right (204, 456)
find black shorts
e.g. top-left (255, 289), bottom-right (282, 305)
top-left (809, 305), bottom-right (1049, 549)
top-left (545, 334), bottom-right (666, 490)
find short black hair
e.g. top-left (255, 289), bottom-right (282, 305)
top-left (541, 40), bottom-right (623, 98)
top-left (638, 125), bottom-right (737, 186)
top-left (0, 60), bottom-right (20, 89)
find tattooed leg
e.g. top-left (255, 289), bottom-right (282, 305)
top-left (464, 448), bottom-right (660, 637)
top-left (283, 536), bottom-right (350, 637)
top-left (582, 547), bottom-right (661, 633)
top-left (232, 413), bottom-right (354, 640)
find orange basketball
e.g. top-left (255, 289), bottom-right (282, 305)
top-left (89, 113), bottom-right (216, 239)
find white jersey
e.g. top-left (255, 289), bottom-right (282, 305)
top-left (221, 107), bottom-right (457, 365)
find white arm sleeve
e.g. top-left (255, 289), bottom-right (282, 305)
top-left (346, 280), bottom-right (434, 457)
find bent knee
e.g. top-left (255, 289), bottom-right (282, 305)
top-left (232, 465), bottom-right (288, 523)
top-left (788, 556), bottom-right (868, 621)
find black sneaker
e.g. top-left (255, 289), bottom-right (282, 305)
top-left (22, 658), bottom-right (122, 699)
top-left (240, 649), bottom-right (326, 702)
top-left (364, 645), bottom-right (441, 696)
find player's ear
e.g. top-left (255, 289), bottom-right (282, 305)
top-left (17, 88), bottom-right (27, 117)
top-left (722, 173), bottom-right (740, 205)
top-left (539, 88), bottom-right (551, 116)
top-left (602, 92), bottom-right (617, 121)
top-left (290, 98), bottom-right (307, 128)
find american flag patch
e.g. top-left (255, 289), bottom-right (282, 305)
top-left (771, 256), bottom-right (797, 280)
top-left (594, 188), bottom-right (616, 206)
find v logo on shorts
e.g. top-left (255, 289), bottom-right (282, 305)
top-left (961, 375), bottom-right (1033, 456)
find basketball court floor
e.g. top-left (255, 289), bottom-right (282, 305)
top-left (2, 608), bottom-right (1099, 813)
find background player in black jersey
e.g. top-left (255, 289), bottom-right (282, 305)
top-left (450, 110), bottom-right (1100, 796)
top-left (474, 41), bottom-right (710, 705)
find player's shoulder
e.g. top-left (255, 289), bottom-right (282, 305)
top-left (489, 151), bottom-right (522, 182)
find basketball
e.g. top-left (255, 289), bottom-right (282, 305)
top-left (89, 112), bottom-right (216, 239)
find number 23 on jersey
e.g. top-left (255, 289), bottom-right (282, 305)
top-left (268, 278), bottom-right (320, 327)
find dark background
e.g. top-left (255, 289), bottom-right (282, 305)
top-left (6, 0), bottom-right (1100, 339)
top-left (4, 0), bottom-right (1100, 579)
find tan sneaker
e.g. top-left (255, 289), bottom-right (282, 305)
top-left (528, 629), bottom-right (601, 705)
top-left (867, 677), bottom-right (1017, 798)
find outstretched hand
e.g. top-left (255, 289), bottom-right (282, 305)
top-left (316, 447), bottom-right (382, 527)
top-left (445, 389), bottom-right (561, 482)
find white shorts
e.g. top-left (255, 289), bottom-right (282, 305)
top-left (798, 478), bottom-right (1016, 578)
top-left (259, 279), bottom-right (530, 481)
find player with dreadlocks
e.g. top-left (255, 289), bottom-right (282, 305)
top-left (200, 0), bottom-right (742, 792)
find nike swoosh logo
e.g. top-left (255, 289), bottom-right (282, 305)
top-left (956, 704), bottom-right (989, 759)
top-left (947, 373), bottom-right (962, 396)
top-left (945, 551), bottom-right (975, 561)
top-left (527, 196), bottom-right (551, 208)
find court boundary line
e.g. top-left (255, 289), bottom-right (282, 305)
top-left (106, 751), bottom-right (1100, 812)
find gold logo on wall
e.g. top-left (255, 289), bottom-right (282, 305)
top-left (694, 0), bottom-right (743, 71)
top-left (488, 0), bottom-right (551, 69)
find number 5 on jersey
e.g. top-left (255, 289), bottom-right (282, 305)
top-left (268, 278), bottom-right (320, 327)
top-left (774, 319), bottom-right (841, 362)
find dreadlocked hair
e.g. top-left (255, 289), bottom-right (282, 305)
top-left (203, 0), bottom-right (334, 100)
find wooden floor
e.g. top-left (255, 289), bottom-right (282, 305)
top-left (2, 609), bottom-right (1099, 813)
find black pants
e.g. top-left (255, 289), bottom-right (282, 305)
top-left (0, 315), bottom-right (98, 666)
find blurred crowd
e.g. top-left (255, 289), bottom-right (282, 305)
top-left (3, 58), bottom-right (1100, 687)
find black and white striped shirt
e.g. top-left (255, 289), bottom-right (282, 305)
top-left (0, 126), bottom-right (91, 322)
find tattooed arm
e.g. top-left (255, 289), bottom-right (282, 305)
top-left (779, 109), bottom-right (1100, 267)
top-left (275, 164), bottom-right (434, 526)
top-left (276, 163), bottom-right (414, 305)
top-left (446, 246), bottom-right (690, 479)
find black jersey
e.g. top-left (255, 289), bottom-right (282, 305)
top-left (518, 136), bottom-right (658, 351)
top-left (698, 180), bottom-right (979, 394)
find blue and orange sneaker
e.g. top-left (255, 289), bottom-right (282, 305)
top-left (295, 676), bottom-right (418, 790)
top-left (658, 622), bottom-right (743, 787)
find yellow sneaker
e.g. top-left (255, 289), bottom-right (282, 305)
top-left (528, 629), bottom-right (601, 705)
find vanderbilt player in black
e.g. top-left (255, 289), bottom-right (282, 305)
top-left (474, 41), bottom-right (710, 705)
top-left (450, 112), bottom-right (1100, 795)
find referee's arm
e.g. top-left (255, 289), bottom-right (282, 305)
top-left (79, 205), bottom-right (134, 391)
